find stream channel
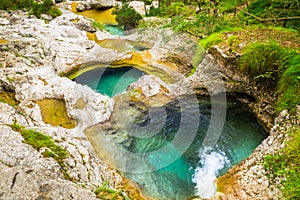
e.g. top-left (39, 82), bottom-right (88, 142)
top-left (74, 66), bottom-right (268, 200)
top-left (71, 6), bottom-right (268, 200)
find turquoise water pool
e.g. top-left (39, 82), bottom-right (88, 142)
top-left (74, 67), bottom-right (144, 97)
top-left (85, 91), bottom-right (268, 199)
top-left (103, 24), bottom-right (124, 36)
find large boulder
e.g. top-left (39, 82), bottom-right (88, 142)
top-left (89, 0), bottom-right (116, 9)
top-left (129, 1), bottom-right (146, 16)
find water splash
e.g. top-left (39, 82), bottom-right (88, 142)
top-left (192, 148), bottom-right (229, 198)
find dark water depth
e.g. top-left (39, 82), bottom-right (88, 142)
top-left (85, 94), bottom-right (268, 200)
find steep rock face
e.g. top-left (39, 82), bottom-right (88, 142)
top-left (209, 47), bottom-right (276, 129)
top-left (207, 46), bottom-right (299, 200)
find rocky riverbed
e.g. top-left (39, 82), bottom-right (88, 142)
top-left (0, 1), bottom-right (299, 200)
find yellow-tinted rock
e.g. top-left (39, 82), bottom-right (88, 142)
top-left (73, 98), bottom-right (86, 110)
top-left (0, 38), bottom-right (9, 44)
top-left (36, 98), bottom-right (76, 129)
top-left (0, 92), bottom-right (18, 106)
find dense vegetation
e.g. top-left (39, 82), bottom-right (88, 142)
top-left (0, 0), bottom-right (62, 18)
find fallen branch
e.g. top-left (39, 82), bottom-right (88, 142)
top-left (236, 7), bottom-right (300, 22)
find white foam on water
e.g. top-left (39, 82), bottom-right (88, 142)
top-left (192, 148), bottom-right (229, 198)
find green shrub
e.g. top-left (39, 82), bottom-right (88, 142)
top-left (146, 6), bottom-right (161, 17)
top-left (112, 3), bottom-right (142, 30)
top-left (218, 0), bottom-right (245, 12)
top-left (277, 53), bottom-right (300, 113)
top-left (49, 6), bottom-right (62, 18)
top-left (30, 0), bottom-right (54, 18)
top-left (239, 41), bottom-right (290, 78)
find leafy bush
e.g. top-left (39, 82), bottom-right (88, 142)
top-left (218, 0), bottom-right (245, 12)
top-left (49, 6), bottom-right (62, 18)
top-left (112, 3), bottom-right (142, 30)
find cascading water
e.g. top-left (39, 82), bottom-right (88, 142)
top-left (192, 148), bottom-right (229, 198)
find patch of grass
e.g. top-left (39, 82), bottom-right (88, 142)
top-left (276, 53), bottom-right (300, 113)
top-left (199, 33), bottom-right (224, 49)
top-left (264, 128), bottom-right (300, 199)
top-left (239, 41), bottom-right (292, 79)
top-left (228, 35), bottom-right (238, 49)
top-left (10, 121), bottom-right (73, 181)
top-left (238, 40), bottom-right (299, 113)
top-left (191, 44), bottom-right (205, 75)
top-left (92, 20), bottom-right (104, 31)
top-left (94, 181), bottom-right (129, 200)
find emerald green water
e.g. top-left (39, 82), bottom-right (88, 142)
top-left (73, 67), bottom-right (144, 97)
top-left (84, 89), bottom-right (268, 199)
top-left (120, 96), bottom-right (267, 199)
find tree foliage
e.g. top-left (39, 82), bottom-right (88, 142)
top-left (113, 3), bottom-right (142, 30)
top-left (249, 0), bottom-right (300, 30)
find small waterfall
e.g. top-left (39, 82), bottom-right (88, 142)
top-left (192, 148), bottom-right (229, 198)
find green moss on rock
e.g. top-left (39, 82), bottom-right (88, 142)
top-left (10, 121), bottom-right (73, 181)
